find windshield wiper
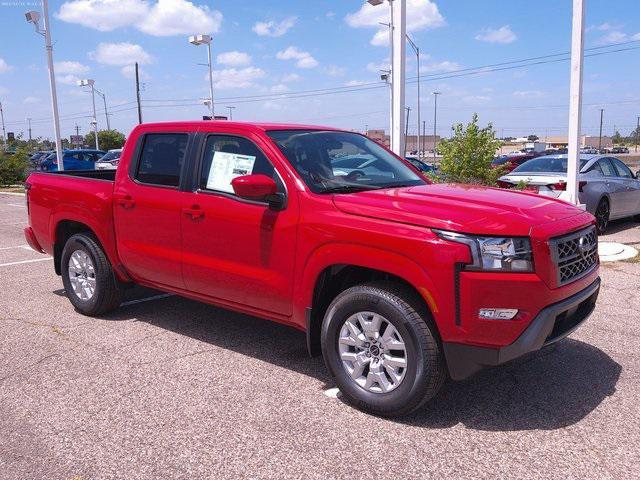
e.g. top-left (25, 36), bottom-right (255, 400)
top-left (322, 184), bottom-right (382, 194)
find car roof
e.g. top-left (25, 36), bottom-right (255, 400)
top-left (136, 120), bottom-right (342, 133)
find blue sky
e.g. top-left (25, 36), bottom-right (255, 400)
top-left (0, 0), bottom-right (639, 141)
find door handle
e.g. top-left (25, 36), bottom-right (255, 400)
top-left (116, 195), bottom-right (135, 209)
top-left (182, 205), bottom-right (204, 220)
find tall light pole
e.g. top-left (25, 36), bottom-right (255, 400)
top-left (226, 106), bottom-right (236, 121)
top-left (189, 34), bottom-right (215, 117)
top-left (566, 0), bottom-right (585, 207)
top-left (78, 79), bottom-right (99, 150)
top-left (432, 91), bottom-right (440, 162)
top-left (406, 34), bottom-right (421, 158)
top-left (368, 0), bottom-right (406, 155)
top-left (25, 3), bottom-right (63, 170)
top-left (27, 118), bottom-right (32, 142)
top-left (635, 116), bottom-right (639, 153)
top-left (94, 88), bottom-right (110, 130)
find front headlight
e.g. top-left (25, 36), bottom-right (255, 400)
top-left (434, 230), bottom-right (533, 272)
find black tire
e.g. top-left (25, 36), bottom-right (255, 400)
top-left (595, 198), bottom-right (610, 234)
top-left (61, 233), bottom-right (123, 316)
top-left (321, 282), bottom-right (446, 417)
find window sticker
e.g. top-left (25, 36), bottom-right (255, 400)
top-left (206, 151), bottom-right (256, 193)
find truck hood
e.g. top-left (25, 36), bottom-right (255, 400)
top-left (332, 183), bottom-right (584, 236)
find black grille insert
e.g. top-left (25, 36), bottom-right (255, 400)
top-left (549, 226), bottom-right (598, 286)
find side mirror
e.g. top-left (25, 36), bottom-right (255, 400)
top-left (231, 174), bottom-right (277, 199)
top-left (636, 170), bottom-right (640, 179)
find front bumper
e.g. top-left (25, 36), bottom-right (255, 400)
top-left (442, 277), bottom-right (600, 380)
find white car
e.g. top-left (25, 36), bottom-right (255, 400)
top-left (95, 149), bottom-right (122, 170)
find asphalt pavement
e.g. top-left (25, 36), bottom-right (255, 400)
top-left (0, 192), bottom-right (639, 479)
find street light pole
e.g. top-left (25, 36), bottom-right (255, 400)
top-left (95, 88), bottom-right (110, 130)
top-left (432, 91), bottom-right (440, 162)
top-left (390, 0), bottom-right (406, 156)
top-left (189, 34), bottom-right (215, 117)
top-left (635, 115), bottom-right (639, 153)
top-left (25, 1), bottom-right (63, 170)
top-left (0, 101), bottom-right (6, 145)
top-left (27, 118), bottom-right (32, 141)
top-left (79, 79), bottom-right (99, 150)
top-left (406, 34), bottom-right (420, 158)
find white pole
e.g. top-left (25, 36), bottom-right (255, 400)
top-left (42, 0), bottom-right (64, 171)
top-left (566, 0), bottom-right (585, 207)
top-left (90, 84), bottom-right (99, 150)
top-left (391, 0), bottom-right (406, 156)
top-left (207, 42), bottom-right (215, 117)
top-left (388, 2), bottom-right (394, 150)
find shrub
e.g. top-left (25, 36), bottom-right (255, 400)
top-left (0, 148), bottom-right (30, 187)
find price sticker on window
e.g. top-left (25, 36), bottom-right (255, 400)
top-left (206, 151), bottom-right (256, 193)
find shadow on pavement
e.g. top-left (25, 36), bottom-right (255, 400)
top-left (600, 218), bottom-right (639, 237)
top-left (101, 293), bottom-right (620, 432)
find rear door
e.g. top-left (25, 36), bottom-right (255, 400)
top-left (180, 131), bottom-right (298, 316)
top-left (610, 157), bottom-right (640, 216)
top-left (113, 130), bottom-right (193, 288)
top-left (597, 158), bottom-right (627, 218)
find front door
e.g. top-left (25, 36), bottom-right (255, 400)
top-left (113, 132), bottom-right (190, 288)
top-left (610, 157), bottom-right (640, 216)
top-left (181, 133), bottom-right (298, 316)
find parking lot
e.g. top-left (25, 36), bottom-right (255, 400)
top-left (0, 192), bottom-right (639, 479)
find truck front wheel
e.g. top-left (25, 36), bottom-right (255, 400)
top-left (61, 233), bottom-right (123, 316)
top-left (321, 282), bottom-right (446, 417)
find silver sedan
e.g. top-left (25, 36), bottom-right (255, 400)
top-left (498, 154), bottom-right (640, 233)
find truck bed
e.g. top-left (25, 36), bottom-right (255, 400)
top-left (33, 169), bottom-right (117, 182)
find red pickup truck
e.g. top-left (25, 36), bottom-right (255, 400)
top-left (24, 121), bottom-right (600, 417)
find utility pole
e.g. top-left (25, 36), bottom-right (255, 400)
top-left (422, 120), bottom-right (426, 157)
top-left (0, 101), bottom-right (6, 145)
top-left (27, 118), bottom-right (32, 141)
top-left (225, 106), bottom-right (235, 121)
top-left (432, 91), bottom-right (440, 162)
top-left (566, 0), bottom-right (585, 207)
top-left (598, 108), bottom-right (604, 150)
top-left (95, 89), bottom-right (110, 130)
top-left (135, 62), bottom-right (143, 124)
top-left (365, 124), bottom-right (368, 136)
top-left (75, 124), bottom-right (80, 136)
top-left (406, 34), bottom-right (421, 158)
top-left (636, 116), bottom-right (639, 153)
top-left (404, 106), bottom-right (411, 157)
top-left (390, 0), bottom-right (406, 156)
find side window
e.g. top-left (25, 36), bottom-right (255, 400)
top-left (610, 158), bottom-right (633, 178)
top-left (199, 135), bottom-right (276, 194)
top-left (598, 159), bottom-right (615, 177)
top-left (587, 161), bottom-right (603, 174)
top-left (136, 133), bottom-right (188, 187)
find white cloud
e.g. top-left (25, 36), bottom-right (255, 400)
top-left (121, 65), bottom-right (149, 79)
top-left (344, 80), bottom-right (366, 87)
top-left (57, 0), bottom-right (221, 36)
top-left (366, 61), bottom-right (390, 73)
top-left (462, 95), bottom-right (491, 104)
top-left (252, 17), bottom-right (297, 37)
top-left (595, 31), bottom-right (628, 45)
top-left (276, 47), bottom-right (318, 69)
top-left (23, 96), bottom-right (40, 104)
top-left (0, 58), bottom-right (13, 73)
top-left (512, 90), bottom-right (545, 99)
top-left (58, 74), bottom-right (82, 85)
top-left (55, 61), bottom-right (90, 75)
top-left (345, 0), bottom-right (445, 47)
top-left (475, 25), bottom-right (517, 44)
top-left (270, 84), bottom-right (289, 93)
top-left (326, 65), bottom-right (346, 77)
top-left (211, 67), bottom-right (265, 89)
top-left (420, 60), bottom-right (460, 73)
top-left (281, 73), bottom-right (301, 82)
top-left (138, 0), bottom-right (221, 36)
top-left (89, 42), bottom-right (153, 66)
top-left (216, 51), bottom-right (252, 67)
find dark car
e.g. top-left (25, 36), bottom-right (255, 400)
top-left (491, 153), bottom-right (539, 173)
top-left (405, 157), bottom-right (436, 174)
top-left (40, 149), bottom-right (107, 172)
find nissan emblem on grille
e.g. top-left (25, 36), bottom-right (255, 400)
top-left (550, 226), bottom-right (598, 286)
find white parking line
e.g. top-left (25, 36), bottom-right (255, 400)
top-left (0, 257), bottom-right (52, 267)
top-left (7, 204), bottom-right (26, 208)
top-left (0, 245), bottom-right (29, 251)
top-left (121, 293), bottom-right (174, 307)
top-left (0, 192), bottom-right (25, 196)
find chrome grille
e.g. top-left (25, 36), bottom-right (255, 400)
top-left (549, 226), bottom-right (598, 286)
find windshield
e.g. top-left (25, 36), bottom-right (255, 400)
top-left (512, 156), bottom-right (588, 173)
top-left (266, 130), bottom-right (424, 193)
top-left (99, 150), bottom-right (121, 161)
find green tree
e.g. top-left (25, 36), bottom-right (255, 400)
top-left (84, 130), bottom-right (126, 151)
top-left (0, 147), bottom-right (30, 186)
top-left (527, 134), bottom-right (539, 141)
top-left (438, 113), bottom-right (504, 185)
top-left (612, 130), bottom-right (622, 145)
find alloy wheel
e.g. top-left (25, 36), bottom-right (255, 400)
top-left (68, 250), bottom-right (96, 301)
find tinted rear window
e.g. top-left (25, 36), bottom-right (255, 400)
top-left (512, 156), bottom-right (588, 173)
top-left (136, 134), bottom-right (188, 187)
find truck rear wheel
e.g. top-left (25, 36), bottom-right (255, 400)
top-left (321, 282), bottom-right (446, 417)
top-left (61, 233), bottom-right (123, 316)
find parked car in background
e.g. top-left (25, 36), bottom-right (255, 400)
top-left (498, 154), bottom-right (640, 233)
top-left (29, 151), bottom-right (52, 169)
top-left (491, 152), bottom-right (539, 173)
top-left (405, 157), bottom-right (437, 174)
top-left (40, 149), bottom-right (107, 171)
top-left (580, 147), bottom-right (598, 155)
top-left (611, 146), bottom-right (629, 154)
top-left (95, 149), bottom-right (123, 170)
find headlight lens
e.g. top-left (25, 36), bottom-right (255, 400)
top-left (434, 230), bottom-right (533, 272)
